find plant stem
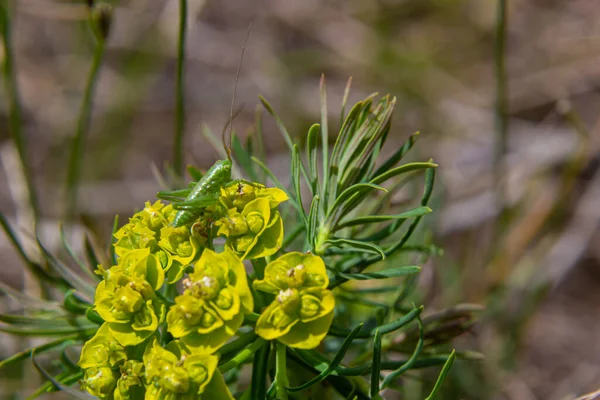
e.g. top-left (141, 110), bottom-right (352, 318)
top-left (493, 0), bottom-right (508, 238)
top-left (219, 337), bottom-right (266, 374)
top-left (276, 341), bottom-right (290, 400)
top-left (0, 1), bottom-right (39, 219)
top-left (320, 75), bottom-right (329, 209)
top-left (174, 0), bottom-right (187, 176)
top-left (66, 35), bottom-right (106, 216)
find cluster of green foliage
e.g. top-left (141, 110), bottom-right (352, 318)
top-left (0, 1), bottom-right (482, 399)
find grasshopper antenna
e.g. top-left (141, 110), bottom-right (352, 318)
top-left (223, 22), bottom-right (253, 161)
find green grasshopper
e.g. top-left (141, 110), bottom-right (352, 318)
top-left (157, 26), bottom-right (252, 228)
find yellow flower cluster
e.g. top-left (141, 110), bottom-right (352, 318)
top-left (78, 181), bottom-right (335, 399)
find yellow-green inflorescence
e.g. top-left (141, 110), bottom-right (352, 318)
top-left (167, 249), bottom-right (253, 353)
top-left (215, 182), bottom-right (288, 259)
top-left (79, 180), bottom-right (334, 398)
top-left (253, 252), bottom-right (335, 349)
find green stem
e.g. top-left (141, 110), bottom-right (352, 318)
top-left (174, 0), bottom-right (187, 176)
top-left (66, 35), bottom-right (106, 216)
top-left (493, 0), bottom-right (508, 239)
top-left (320, 75), bottom-right (329, 210)
top-left (219, 330), bottom-right (257, 358)
top-left (0, 1), bottom-right (39, 219)
top-left (219, 337), bottom-right (266, 374)
top-left (276, 341), bottom-right (289, 400)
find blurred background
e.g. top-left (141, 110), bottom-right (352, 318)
top-left (1, 0), bottom-right (600, 399)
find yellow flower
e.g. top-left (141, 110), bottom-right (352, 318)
top-left (253, 252), bottom-right (335, 349)
top-left (143, 338), bottom-right (233, 400)
top-left (166, 249), bottom-right (253, 354)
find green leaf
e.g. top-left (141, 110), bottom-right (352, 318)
top-left (307, 195), bottom-right (320, 248)
top-left (0, 214), bottom-right (56, 285)
top-left (287, 348), bottom-right (370, 399)
top-left (381, 314), bottom-right (424, 389)
top-left (328, 183), bottom-right (387, 217)
top-left (336, 96), bottom-right (396, 191)
top-left (219, 338), bottom-right (266, 374)
top-left (31, 352), bottom-right (95, 399)
top-left (28, 370), bottom-right (82, 398)
top-left (329, 306), bottom-right (422, 339)
top-left (0, 336), bottom-right (77, 369)
top-left (232, 133), bottom-right (260, 182)
top-left (306, 123), bottom-right (320, 195)
top-left (371, 329), bottom-right (382, 397)
top-left (64, 289), bottom-right (91, 314)
top-left (383, 167), bottom-right (436, 255)
top-left (0, 324), bottom-right (97, 337)
top-left (424, 350), bottom-right (456, 400)
top-left (292, 145), bottom-right (307, 225)
top-left (251, 339), bottom-right (270, 400)
top-left (330, 97), bottom-right (368, 172)
top-left (338, 265), bottom-right (420, 281)
top-left (370, 161), bottom-right (437, 185)
top-left (259, 95), bottom-right (294, 151)
top-left (371, 131), bottom-right (420, 179)
top-left (110, 214), bottom-right (119, 265)
top-left (59, 224), bottom-right (97, 282)
top-left (325, 238), bottom-right (385, 260)
top-left (83, 235), bottom-right (100, 275)
top-left (393, 274), bottom-right (419, 310)
top-left (219, 330), bottom-right (257, 359)
top-left (329, 168), bottom-right (436, 289)
top-left (60, 348), bottom-right (79, 371)
top-left (339, 76), bottom-right (353, 128)
top-left (35, 231), bottom-right (95, 301)
top-left (333, 355), bottom-right (451, 377)
top-left (288, 323), bottom-right (363, 393)
top-left (336, 206), bottom-right (432, 230)
top-left (0, 313), bottom-right (83, 327)
top-left (0, 280), bottom-right (62, 312)
top-left (85, 308), bottom-right (104, 325)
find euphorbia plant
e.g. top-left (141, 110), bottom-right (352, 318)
top-left (0, 82), bottom-right (483, 399)
top-left (0, 3), bottom-right (482, 399)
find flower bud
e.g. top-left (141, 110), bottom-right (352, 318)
top-left (246, 212), bottom-right (264, 234)
top-left (112, 286), bottom-right (143, 315)
top-left (192, 276), bottom-right (220, 300)
top-left (215, 289), bottom-right (234, 310)
top-left (266, 305), bottom-right (296, 330)
top-left (82, 366), bottom-right (117, 398)
top-left (167, 295), bottom-right (204, 337)
top-left (91, 4), bottom-right (113, 42)
top-left (300, 293), bottom-right (322, 320)
top-left (200, 311), bottom-right (217, 329)
top-left (160, 366), bottom-right (190, 394)
top-left (220, 212), bottom-right (249, 237)
top-left (235, 235), bottom-right (254, 252)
